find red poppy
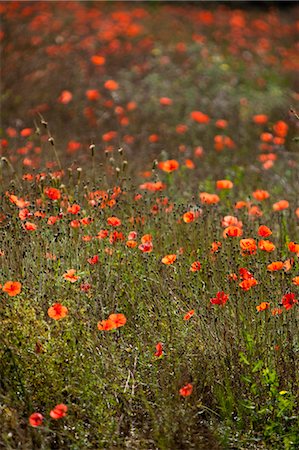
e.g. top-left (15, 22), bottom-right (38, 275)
top-left (154, 342), bottom-right (163, 357)
top-left (258, 225), bottom-right (272, 237)
top-left (63, 269), bottom-right (79, 282)
top-left (158, 159), bottom-right (179, 173)
top-left (183, 310), bottom-right (195, 320)
top-left (29, 412), bottom-right (44, 427)
top-left (50, 404), bottom-right (68, 419)
top-left (216, 179), bottom-right (233, 190)
top-left (190, 261), bottom-right (201, 272)
top-left (179, 383), bottom-right (193, 397)
top-left (281, 293), bottom-right (297, 310)
top-left (2, 281), bottom-right (22, 297)
top-left (98, 313), bottom-right (127, 331)
top-left (190, 111), bottom-right (210, 124)
top-left (161, 254), bottom-right (177, 265)
top-left (44, 187), bottom-right (61, 201)
top-left (256, 302), bottom-right (270, 312)
top-left (210, 291), bottom-right (229, 306)
top-left (87, 255), bottom-right (99, 265)
top-left (48, 303), bottom-right (68, 320)
top-left (107, 216), bottom-right (122, 227)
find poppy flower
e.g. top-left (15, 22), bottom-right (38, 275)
top-left (179, 383), bottom-right (193, 397)
top-left (63, 269), bottom-right (79, 282)
top-left (107, 216), bottom-right (122, 227)
top-left (24, 221), bottom-right (37, 231)
top-left (67, 204), bottom-right (81, 215)
top-left (2, 281), bottom-right (22, 297)
top-left (273, 120), bottom-right (288, 137)
top-left (253, 114), bottom-right (268, 124)
top-left (252, 190), bottom-right (270, 201)
top-left (223, 226), bottom-right (243, 238)
top-left (281, 293), bottom-right (297, 310)
top-left (239, 278), bottom-right (258, 291)
top-left (292, 276), bottom-right (299, 286)
top-left (91, 55), bottom-right (106, 65)
top-left (239, 268), bottom-right (253, 280)
top-left (199, 192), bottom-right (220, 205)
top-left (273, 200), bottom-right (289, 211)
top-left (256, 302), bottom-right (270, 312)
top-left (20, 128), bottom-right (33, 137)
top-left (50, 404), bottom-right (68, 419)
top-left (158, 159), bottom-right (179, 173)
top-left (258, 225), bottom-right (272, 237)
top-left (87, 255), bottom-right (99, 265)
top-left (48, 303), bottom-right (68, 320)
top-left (183, 211), bottom-right (196, 223)
top-left (154, 342), bottom-right (163, 357)
top-left (288, 242), bottom-right (299, 254)
top-left (97, 313), bottom-right (127, 331)
top-left (58, 90), bottom-right (72, 104)
top-left (183, 310), bottom-right (195, 320)
top-left (211, 241), bottom-right (222, 253)
top-left (160, 97), bottom-right (172, 106)
top-left (86, 89), bottom-right (100, 101)
top-left (190, 261), bottom-right (201, 272)
top-left (104, 79), bottom-right (119, 91)
top-left (210, 291), bottom-right (229, 306)
top-left (29, 412), bottom-right (44, 427)
top-left (44, 187), bottom-right (61, 201)
top-left (190, 111), bottom-right (210, 124)
top-left (240, 238), bottom-right (257, 255)
top-left (221, 216), bottom-right (242, 229)
top-left (138, 241), bottom-right (153, 253)
top-left (161, 254), bottom-right (177, 265)
top-left (267, 261), bottom-right (284, 271)
top-left (258, 240), bottom-right (275, 252)
top-left (216, 179), bottom-right (233, 190)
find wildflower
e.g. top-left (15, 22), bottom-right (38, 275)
top-left (29, 413), bottom-right (44, 427)
top-left (252, 190), bottom-right (269, 201)
top-left (223, 226), bottom-right (243, 238)
top-left (138, 241), bottom-right (153, 253)
top-left (183, 310), bottom-right (195, 320)
top-left (158, 159), bottom-right (179, 173)
top-left (256, 302), bottom-right (270, 312)
top-left (154, 342), bottom-right (163, 357)
top-left (161, 254), bottom-right (177, 265)
top-left (63, 269), bottom-right (79, 282)
top-left (48, 303), bottom-right (68, 320)
top-left (258, 240), bottom-right (275, 252)
top-left (273, 200), bottom-right (289, 211)
top-left (253, 114), bottom-right (268, 124)
top-left (58, 90), bottom-right (72, 104)
top-left (216, 179), bottom-right (233, 189)
top-left (239, 278), bottom-right (258, 291)
top-left (258, 225), bottom-right (272, 237)
top-left (97, 313), bottom-right (127, 331)
top-left (107, 216), bottom-right (122, 227)
top-left (292, 276), bottom-right (299, 286)
top-left (210, 291), bottom-right (229, 306)
top-left (183, 211), bottom-right (196, 223)
top-left (240, 238), bottom-right (257, 255)
top-left (160, 97), bottom-right (172, 106)
top-left (239, 268), bottom-right (253, 280)
top-left (281, 293), bottom-right (297, 310)
top-left (190, 261), bottom-right (201, 272)
top-left (267, 261), bottom-right (284, 271)
top-left (2, 281), bottom-right (22, 297)
top-left (199, 192), bottom-right (220, 204)
top-left (190, 111), bottom-right (210, 123)
top-left (288, 242), bottom-right (299, 254)
top-left (273, 120), bottom-right (288, 137)
top-left (67, 204), bottom-right (81, 214)
top-left (87, 255), bottom-right (99, 265)
top-left (44, 187), bottom-right (61, 201)
top-left (50, 404), bottom-right (68, 419)
top-left (272, 308), bottom-right (283, 316)
top-left (179, 383), bottom-right (193, 397)
top-left (104, 79), bottom-right (119, 90)
top-left (91, 55), bottom-right (105, 65)
top-left (24, 221), bottom-right (37, 231)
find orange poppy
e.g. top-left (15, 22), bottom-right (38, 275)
top-left (267, 261), bottom-right (284, 271)
top-left (216, 179), bottom-right (233, 189)
top-left (239, 278), bottom-right (258, 291)
top-left (183, 310), bottom-right (195, 320)
top-left (104, 79), bottom-right (119, 91)
top-left (179, 383), bottom-right (193, 397)
top-left (48, 303), bottom-right (68, 320)
top-left (63, 269), bottom-right (80, 282)
top-left (258, 240), bottom-right (276, 252)
top-left (44, 187), bottom-right (61, 201)
top-left (67, 204), bottom-right (81, 215)
top-left (253, 114), bottom-right (268, 124)
top-left (288, 242), bottom-right (299, 254)
top-left (199, 192), bottom-right (220, 205)
top-left (223, 226), bottom-right (243, 238)
top-left (256, 302), bottom-right (270, 312)
top-left (211, 241), bottom-right (222, 253)
top-left (273, 200), bottom-right (289, 211)
top-left (91, 55), bottom-right (106, 65)
top-left (97, 313), bottom-right (127, 331)
top-left (50, 404), bottom-right (68, 419)
top-left (292, 276), bottom-right (299, 286)
top-left (190, 111), bottom-right (210, 124)
top-left (273, 120), bottom-right (288, 137)
top-left (183, 211), bottom-right (196, 223)
top-left (190, 261), bottom-right (201, 272)
top-left (240, 238), bottom-right (257, 255)
top-left (162, 254), bottom-right (177, 265)
top-left (258, 225), bottom-right (272, 237)
top-left (159, 97), bottom-right (172, 106)
top-left (2, 281), bottom-right (22, 297)
top-left (58, 90), bottom-right (72, 104)
top-left (252, 190), bottom-right (269, 201)
top-left (158, 159), bottom-right (179, 173)
top-left (107, 216), bottom-right (122, 227)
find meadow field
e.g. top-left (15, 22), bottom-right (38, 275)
top-left (0, 1), bottom-right (299, 449)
